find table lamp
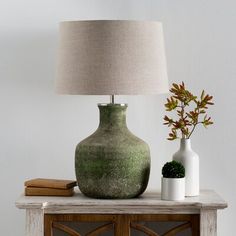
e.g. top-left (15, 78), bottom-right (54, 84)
top-left (56, 20), bottom-right (169, 199)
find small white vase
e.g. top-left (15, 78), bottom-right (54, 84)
top-left (173, 138), bottom-right (199, 196)
top-left (161, 177), bottom-right (185, 201)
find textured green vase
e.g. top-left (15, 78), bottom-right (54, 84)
top-left (75, 104), bottom-right (150, 199)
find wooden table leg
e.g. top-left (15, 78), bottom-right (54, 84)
top-left (200, 209), bottom-right (217, 236)
top-left (115, 215), bottom-right (130, 236)
top-left (26, 209), bottom-right (44, 236)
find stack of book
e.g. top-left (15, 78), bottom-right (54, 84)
top-left (24, 178), bottom-right (77, 196)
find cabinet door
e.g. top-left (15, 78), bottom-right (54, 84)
top-left (45, 214), bottom-right (116, 236)
top-left (129, 214), bottom-right (199, 236)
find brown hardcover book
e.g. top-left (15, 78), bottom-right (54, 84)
top-left (24, 178), bottom-right (77, 190)
top-left (25, 187), bottom-right (74, 196)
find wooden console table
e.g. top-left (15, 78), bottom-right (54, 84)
top-left (15, 190), bottom-right (227, 236)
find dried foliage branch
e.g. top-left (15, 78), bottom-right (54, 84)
top-left (164, 82), bottom-right (214, 140)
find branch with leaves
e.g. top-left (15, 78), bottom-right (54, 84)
top-left (164, 82), bottom-right (214, 140)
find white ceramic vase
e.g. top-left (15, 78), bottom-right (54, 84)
top-left (173, 138), bottom-right (199, 196)
top-left (161, 177), bottom-right (185, 201)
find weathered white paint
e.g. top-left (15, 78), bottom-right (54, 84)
top-left (16, 190), bottom-right (227, 213)
top-left (200, 209), bottom-right (217, 236)
top-left (26, 209), bottom-right (44, 236)
top-left (16, 190), bottom-right (226, 236)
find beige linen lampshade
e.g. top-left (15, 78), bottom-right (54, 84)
top-left (56, 20), bottom-right (168, 95)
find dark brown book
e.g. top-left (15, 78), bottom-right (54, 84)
top-left (25, 187), bottom-right (74, 196)
top-left (24, 178), bottom-right (77, 190)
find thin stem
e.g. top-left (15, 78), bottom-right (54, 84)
top-left (180, 102), bottom-right (185, 139)
top-left (187, 105), bottom-right (200, 139)
top-left (187, 124), bottom-right (197, 139)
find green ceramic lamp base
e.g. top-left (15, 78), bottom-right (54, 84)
top-left (75, 103), bottom-right (150, 199)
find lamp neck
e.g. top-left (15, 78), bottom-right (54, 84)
top-left (110, 95), bottom-right (115, 104)
top-left (98, 104), bottom-right (128, 130)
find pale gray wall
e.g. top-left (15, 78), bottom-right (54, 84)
top-left (0, 0), bottom-right (235, 235)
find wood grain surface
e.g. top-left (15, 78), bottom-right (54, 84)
top-left (24, 178), bottom-right (77, 189)
top-left (25, 187), bottom-right (74, 196)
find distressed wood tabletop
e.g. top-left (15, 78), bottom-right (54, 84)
top-left (15, 189), bottom-right (227, 214)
